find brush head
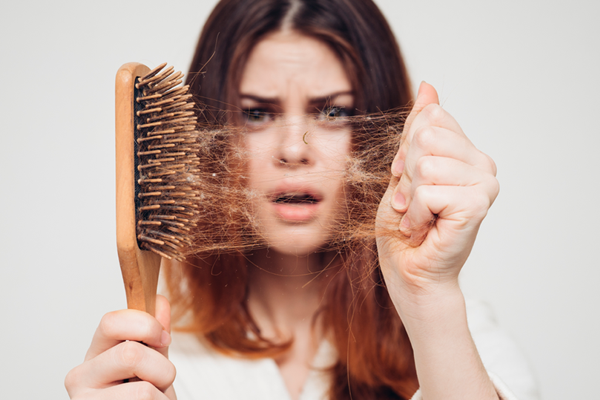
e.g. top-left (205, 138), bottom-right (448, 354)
top-left (133, 63), bottom-right (201, 261)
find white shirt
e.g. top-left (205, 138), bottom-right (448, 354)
top-left (170, 299), bottom-right (538, 400)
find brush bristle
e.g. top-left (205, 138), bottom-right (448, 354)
top-left (134, 63), bottom-right (200, 261)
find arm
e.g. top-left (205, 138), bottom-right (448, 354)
top-left (467, 300), bottom-right (539, 400)
top-left (376, 82), bottom-right (500, 400)
top-left (65, 295), bottom-right (177, 400)
top-left (406, 300), bottom-right (539, 400)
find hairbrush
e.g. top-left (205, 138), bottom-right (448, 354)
top-left (115, 62), bottom-right (200, 315)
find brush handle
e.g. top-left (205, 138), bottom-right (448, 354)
top-left (115, 62), bottom-right (161, 315)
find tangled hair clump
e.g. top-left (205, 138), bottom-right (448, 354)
top-left (181, 105), bottom-right (412, 256)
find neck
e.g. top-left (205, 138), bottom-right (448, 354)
top-left (246, 248), bottom-right (338, 338)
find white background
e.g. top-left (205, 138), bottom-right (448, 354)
top-left (1, 0), bottom-right (598, 398)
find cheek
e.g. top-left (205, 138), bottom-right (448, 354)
top-left (311, 128), bottom-right (352, 176)
top-left (240, 132), bottom-right (274, 188)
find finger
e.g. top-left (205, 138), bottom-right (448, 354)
top-left (399, 185), bottom-right (494, 239)
top-left (164, 385), bottom-right (177, 399)
top-left (395, 99), bottom-right (471, 179)
top-left (120, 381), bottom-right (171, 399)
top-left (85, 309), bottom-right (171, 361)
top-left (405, 126), bottom-right (493, 172)
top-left (406, 102), bottom-right (466, 143)
top-left (404, 82), bottom-right (440, 140)
top-left (73, 380), bottom-right (171, 400)
top-left (391, 125), bottom-right (495, 212)
top-left (392, 81), bottom-right (439, 176)
top-left (153, 295), bottom-right (171, 358)
top-left (410, 156), bottom-right (499, 200)
top-left (75, 340), bottom-right (176, 392)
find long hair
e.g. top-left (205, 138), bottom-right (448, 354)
top-left (163, 0), bottom-right (419, 398)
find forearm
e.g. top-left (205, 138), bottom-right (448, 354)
top-left (395, 284), bottom-right (498, 400)
top-left (376, 81), bottom-right (503, 399)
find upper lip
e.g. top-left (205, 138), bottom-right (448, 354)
top-left (268, 182), bottom-right (324, 204)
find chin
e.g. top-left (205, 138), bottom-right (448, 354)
top-left (261, 224), bottom-right (332, 256)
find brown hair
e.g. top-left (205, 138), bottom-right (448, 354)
top-left (164, 0), bottom-right (419, 398)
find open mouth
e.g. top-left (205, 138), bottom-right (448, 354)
top-left (269, 189), bottom-right (323, 222)
top-left (272, 193), bottom-right (320, 205)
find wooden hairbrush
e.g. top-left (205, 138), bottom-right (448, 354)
top-left (115, 62), bottom-right (200, 315)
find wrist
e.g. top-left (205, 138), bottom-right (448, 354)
top-left (388, 283), bottom-right (497, 400)
top-left (388, 280), bottom-right (466, 330)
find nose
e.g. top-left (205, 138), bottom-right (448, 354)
top-left (273, 115), bottom-right (313, 168)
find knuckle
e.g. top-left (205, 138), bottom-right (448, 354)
top-left (116, 341), bottom-right (145, 369)
top-left (413, 126), bottom-right (436, 149)
top-left (64, 366), bottom-right (80, 392)
top-left (100, 310), bottom-right (157, 342)
top-left (470, 191), bottom-right (492, 217)
top-left (490, 175), bottom-right (500, 192)
top-left (412, 184), bottom-right (428, 201)
top-left (415, 157), bottom-right (436, 180)
top-left (140, 319), bottom-right (157, 340)
top-left (99, 311), bottom-right (120, 337)
top-left (423, 103), bottom-right (444, 121)
top-left (134, 381), bottom-right (158, 400)
top-left (486, 153), bottom-right (498, 176)
top-left (488, 177), bottom-right (500, 201)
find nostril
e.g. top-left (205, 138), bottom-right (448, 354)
top-left (300, 158), bottom-right (309, 165)
top-left (273, 155), bottom-right (288, 165)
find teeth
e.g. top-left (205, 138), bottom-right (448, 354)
top-left (274, 193), bottom-right (318, 204)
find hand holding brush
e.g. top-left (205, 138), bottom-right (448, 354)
top-left (65, 62), bottom-right (199, 399)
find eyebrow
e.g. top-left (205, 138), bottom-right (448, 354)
top-left (239, 91), bottom-right (354, 106)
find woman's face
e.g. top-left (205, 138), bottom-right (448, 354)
top-left (239, 31), bottom-right (354, 255)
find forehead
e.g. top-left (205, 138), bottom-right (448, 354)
top-left (239, 31), bottom-right (352, 99)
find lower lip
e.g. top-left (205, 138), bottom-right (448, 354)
top-left (272, 202), bottom-right (320, 222)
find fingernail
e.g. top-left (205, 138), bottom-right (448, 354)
top-left (392, 191), bottom-right (405, 210)
top-left (160, 330), bottom-right (171, 347)
top-left (400, 215), bottom-right (411, 231)
top-left (392, 159), bottom-right (404, 177)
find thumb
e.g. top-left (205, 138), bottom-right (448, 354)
top-left (154, 294), bottom-right (172, 357)
top-left (392, 81), bottom-right (440, 175)
top-left (405, 81), bottom-right (440, 135)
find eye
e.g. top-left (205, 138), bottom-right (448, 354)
top-left (243, 109), bottom-right (272, 124)
top-left (320, 106), bottom-right (351, 120)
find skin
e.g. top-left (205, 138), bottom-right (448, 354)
top-left (66, 30), bottom-right (500, 400)
top-left (65, 295), bottom-right (175, 400)
top-left (240, 31), bottom-right (353, 256)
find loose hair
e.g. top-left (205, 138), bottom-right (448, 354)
top-left (163, 0), bottom-right (419, 398)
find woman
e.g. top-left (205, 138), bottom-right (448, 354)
top-left (65, 0), bottom-right (535, 399)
